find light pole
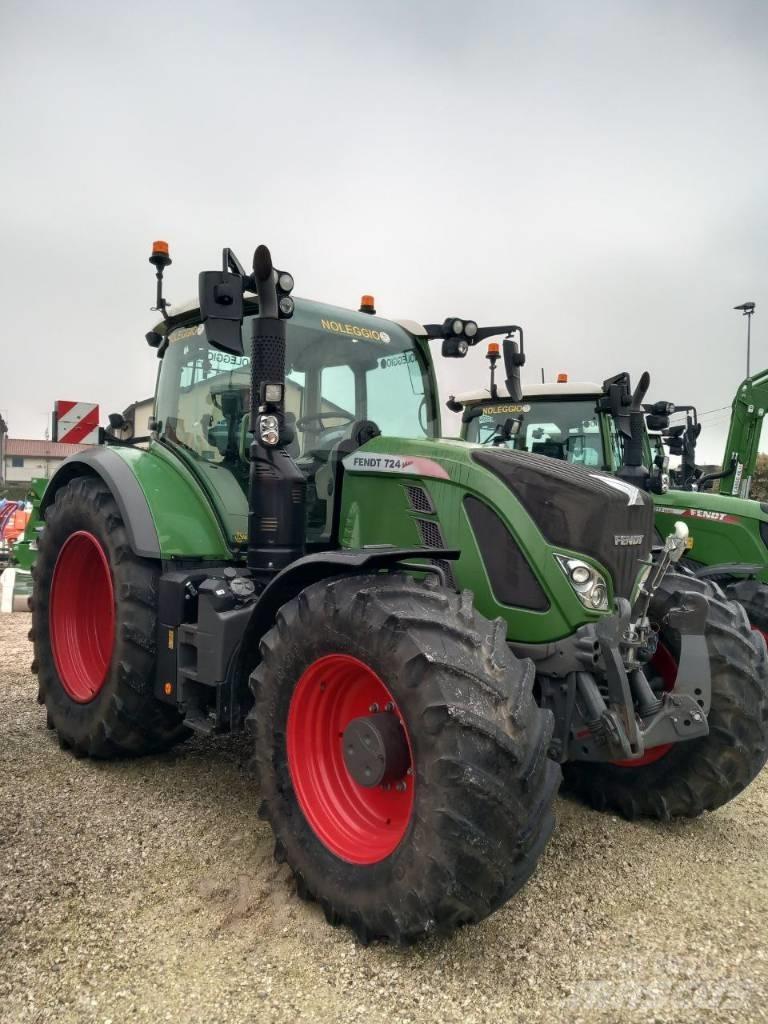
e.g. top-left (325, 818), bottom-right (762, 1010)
top-left (734, 301), bottom-right (756, 377)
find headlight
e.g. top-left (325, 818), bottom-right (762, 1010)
top-left (259, 414), bottom-right (280, 446)
top-left (555, 555), bottom-right (610, 612)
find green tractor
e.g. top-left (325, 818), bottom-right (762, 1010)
top-left (454, 357), bottom-right (768, 636)
top-left (31, 242), bottom-right (767, 943)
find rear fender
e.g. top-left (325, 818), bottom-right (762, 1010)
top-left (40, 448), bottom-right (161, 558)
top-left (39, 445), bottom-right (231, 561)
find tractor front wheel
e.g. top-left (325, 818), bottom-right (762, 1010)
top-left (32, 476), bottom-right (188, 757)
top-left (249, 572), bottom-right (560, 943)
top-left (563, 572), bottom-right (768, 819)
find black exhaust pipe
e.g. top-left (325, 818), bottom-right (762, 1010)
top-left (247, 245), bottom-right (307, 583)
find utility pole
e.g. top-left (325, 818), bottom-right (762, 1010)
top-left (734, 301), bottom-right (756, 377)
top-left (0, 413), bottom-right (7, 488)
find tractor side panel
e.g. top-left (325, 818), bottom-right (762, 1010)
top-left (653, 491), bottom-right (768, 583)
top-left (116, 445), bottom-right (232, 560)
top-left (338, 436), bottom-right (611, 643)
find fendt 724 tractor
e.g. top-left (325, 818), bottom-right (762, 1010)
top-left (31, 243), bottom-right (767, 943)
top-left (455, 363), bottom-right (768, 636)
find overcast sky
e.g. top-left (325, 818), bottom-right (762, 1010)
top-left (1, 0), bottom-right (766, 462)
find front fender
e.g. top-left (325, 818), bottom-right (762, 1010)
top-left (238, 546), bottom-right (458, 666)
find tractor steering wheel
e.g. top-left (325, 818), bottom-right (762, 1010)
top-left (296, 412), bottom-right (356, 431)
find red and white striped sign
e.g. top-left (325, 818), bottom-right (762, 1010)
top-left (54, 401), bottom-right (100, 444)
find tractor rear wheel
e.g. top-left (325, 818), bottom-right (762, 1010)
top-left (32, 476), bottom-right (188, 757)
top-left (249, 572), bottom-right (560, 944)
top-left (563, 572), bottom-right (768, 819)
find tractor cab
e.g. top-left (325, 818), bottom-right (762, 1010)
top-left (152, 298), bottom-right (437, 547)
top-left (456, 380), bottom-right (621, 472)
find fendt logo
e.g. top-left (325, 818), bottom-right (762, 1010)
top-left (614, 534), bottom-right (645, 546)
top-left (658, 508), bottom-right (740, 525)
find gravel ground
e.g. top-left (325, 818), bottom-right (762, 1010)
top-left (2, 612), bottom-right (767, 1024)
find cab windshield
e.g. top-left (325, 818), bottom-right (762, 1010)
top-left (465, 398), bottom-right (611, 469)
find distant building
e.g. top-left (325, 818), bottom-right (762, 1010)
top-left (121, 396), bottom-right (155, 438)
top-left (2, 438), bottom-right (90, 485)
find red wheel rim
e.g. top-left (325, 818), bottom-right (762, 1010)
top-left (286, 654), bottom-right (415, 865)
top-left (611, 641), bottom-right (676, 768)
top-left (49, 531), bottom-right (115, 703)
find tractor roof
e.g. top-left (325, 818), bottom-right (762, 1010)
top-left (153, 296), bottom-right (426, 340)
top-left (454, 381), bottom-right (603, 406)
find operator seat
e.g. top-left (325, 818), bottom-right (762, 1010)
top-left (313, 420), bottom-right (381, 540)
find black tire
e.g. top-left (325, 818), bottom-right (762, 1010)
top-left (32, 476), bottom-right (188, 757)
top-left (563, 572), bottom-right (768, 819)
top-left (249, 572), bottom-right (560, 944)
top-left (723, 577), bottom-right (768, 635)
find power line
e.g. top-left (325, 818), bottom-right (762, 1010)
top-left (698, 404), bottom-right (731, 418)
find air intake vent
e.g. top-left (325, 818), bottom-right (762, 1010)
top-left (416, 519), bottom-right (456, 590)
top-left (417, 518), bottom-right (444, 549)
top-left (405, 485), bottom-right (435, 515)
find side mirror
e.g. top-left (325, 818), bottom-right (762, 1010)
top-left (108, 412), bottom-right (126, 431)
top-left (502, 333), bottom-right (525, 402)
top-left (491, 417), bottom-right (521, 445)
top-left (199, 270), bottom-right (244, 355)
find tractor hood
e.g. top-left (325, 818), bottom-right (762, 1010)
top-left (472, 447), bottom-right (655, 599)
